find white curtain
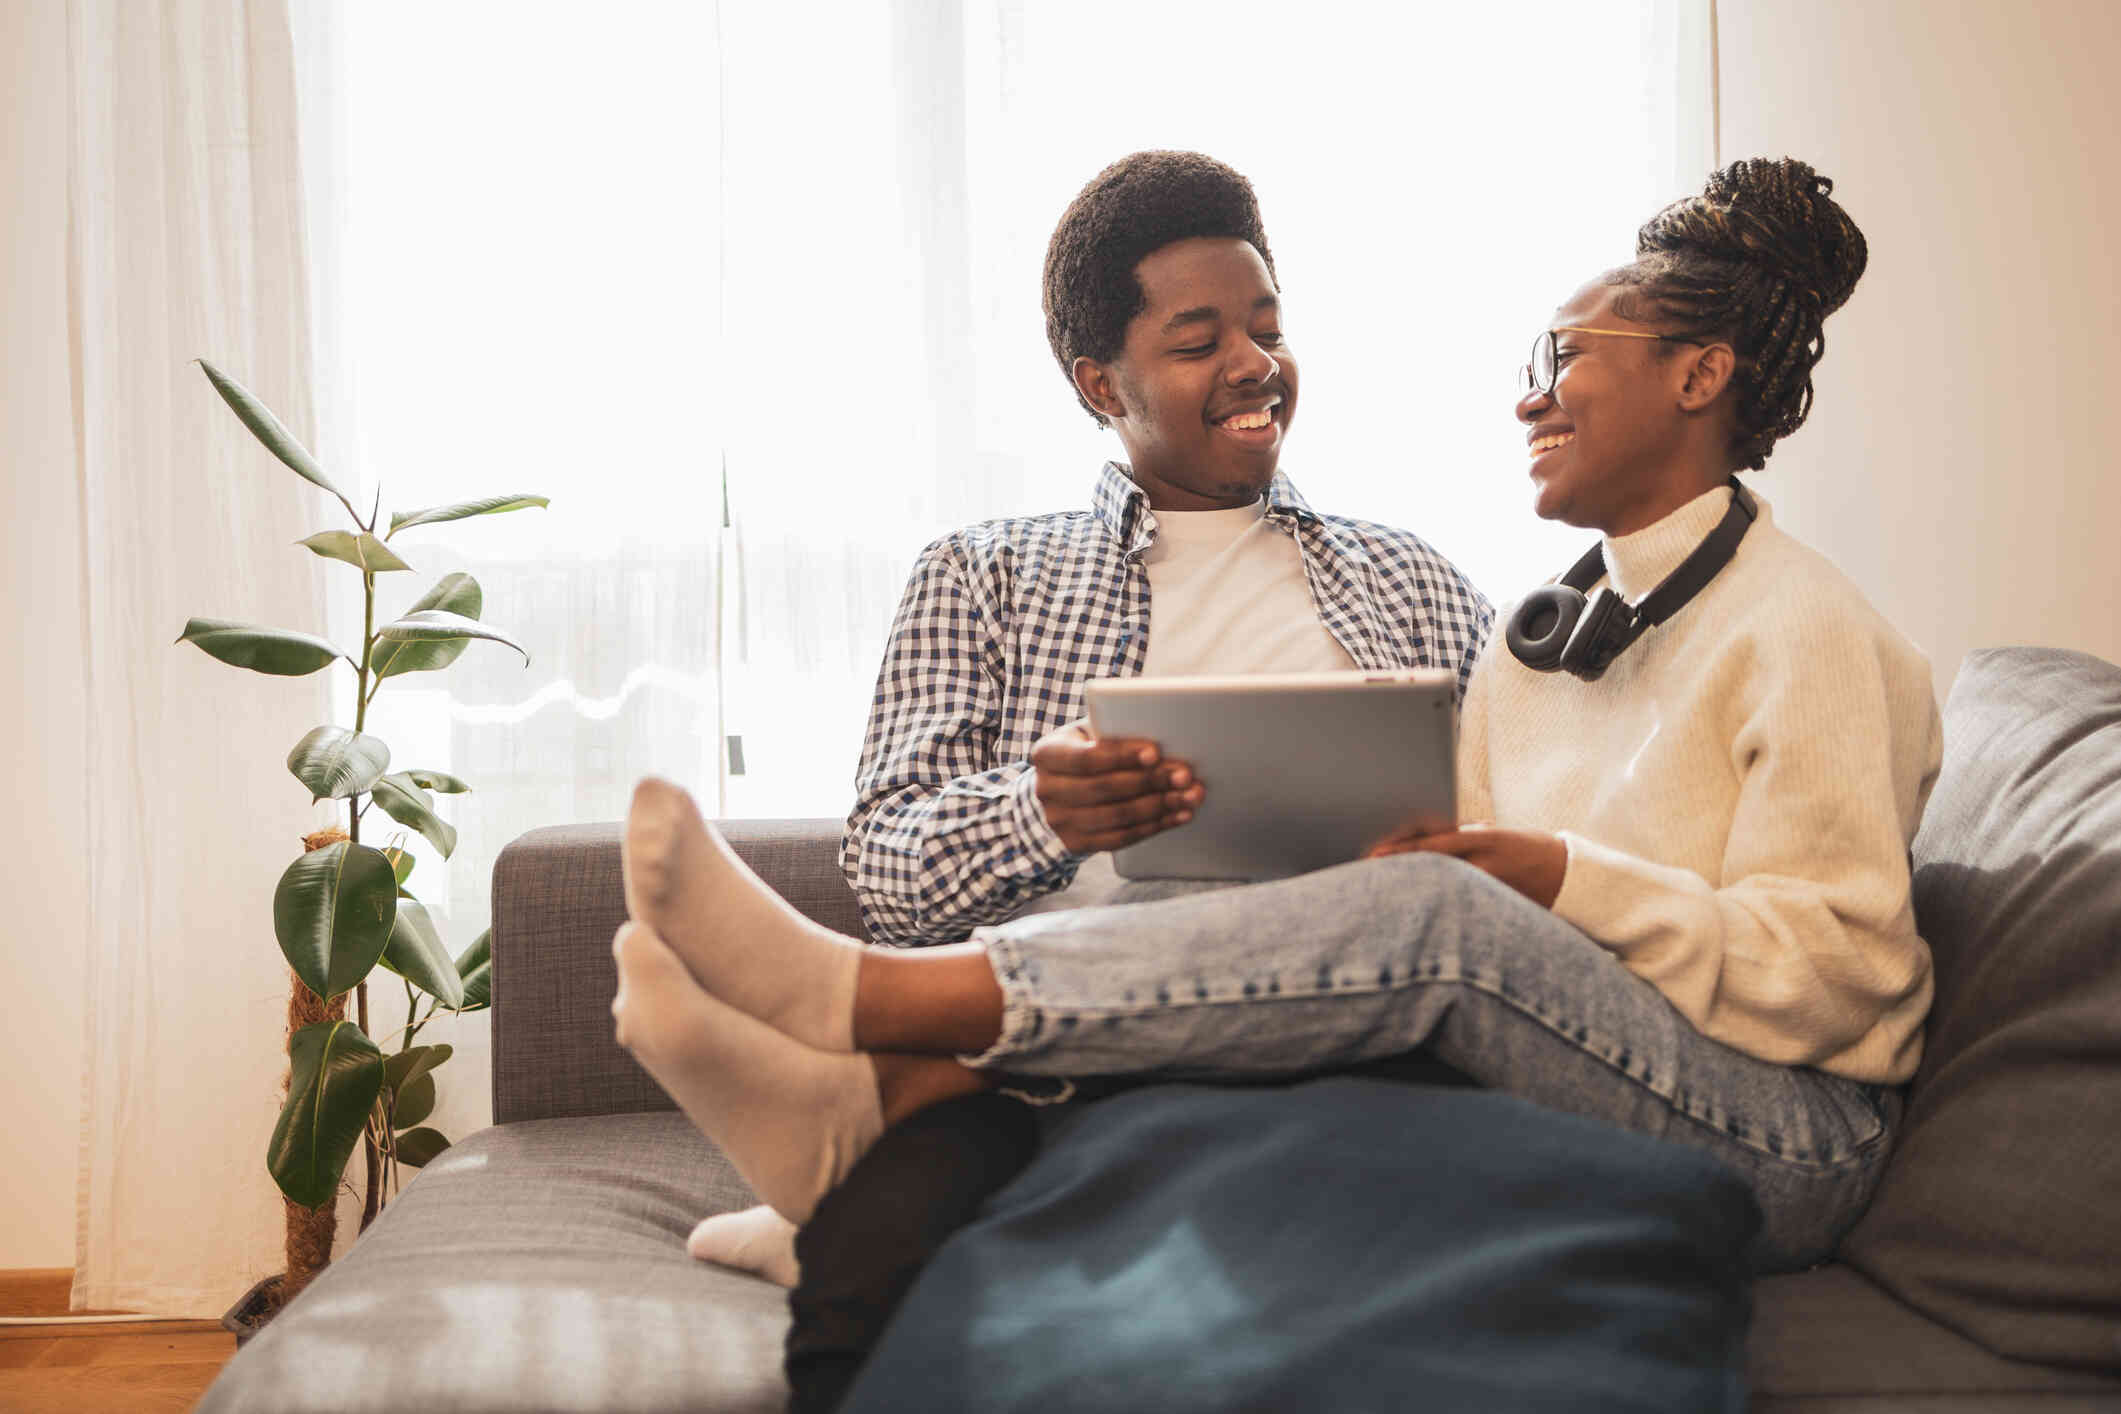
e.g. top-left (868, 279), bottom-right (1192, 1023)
top-left (719, 0), bottom-right (1717, 817)
top-left (285, 0), bottom-right (725, 1156)
top-left (69, 0), bottom-right (339, 1316)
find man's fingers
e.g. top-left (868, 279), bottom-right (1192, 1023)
top-left (1078, 792), bottom-right (1178, 832)
top-left (1040, 768), bottom-right (1165, 808)
top-left (1034, 734), bottom-right (1160, 777)
top-left (1078, 810), bottom-right (1193, 853)
top-left (1044, 772), bottom-right (1205, 810)
top-left (1056, 791), bottom-right (1182, 838)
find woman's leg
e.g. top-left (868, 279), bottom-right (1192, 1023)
top-left (619, 788), bottom-right (1887, 1268)
top-left (937, 852), bottom-right (1895, 1269)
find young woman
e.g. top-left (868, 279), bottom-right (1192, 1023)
top-left (610, 156), bottom-right (1942, 1277)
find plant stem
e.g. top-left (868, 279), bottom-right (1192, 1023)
top-left (349, 564), bottom-right (384, 1233)
top-left (354, 571), bottom-right (374, 734)
top-left (357, 979), bottom-right (379, 1232)
top-left (349, 574), bottom-right (374, 846)
top-left (404, 981), bottom-right (417, 1053)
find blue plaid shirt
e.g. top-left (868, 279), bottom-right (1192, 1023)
top-left (841, 462), bottom-right (1495, 945)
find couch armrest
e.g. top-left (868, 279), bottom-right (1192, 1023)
top-left (489, 817), bottom-right (864, 1124)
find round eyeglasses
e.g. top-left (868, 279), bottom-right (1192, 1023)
top-left (1519, 327), bottom-right (1711, 397)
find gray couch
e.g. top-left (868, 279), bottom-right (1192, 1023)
top-left (201, 646), bottom-right (2121, 1412)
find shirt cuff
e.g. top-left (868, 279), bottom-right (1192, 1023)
top-left (1006, 764), bottom-right (1081, 878)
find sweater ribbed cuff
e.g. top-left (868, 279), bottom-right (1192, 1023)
top-left (1550, 829), bottom-right (1713, 951)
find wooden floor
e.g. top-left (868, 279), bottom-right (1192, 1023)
top-left (0, 1269), bottom-right (235, 1414)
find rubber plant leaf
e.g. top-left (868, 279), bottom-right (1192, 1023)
top-left (383, 1043), bottom-right (454, 1099)
top-left (377, 898), bottom-right (465, 1007)
top-left (197, 360), bottom-right (357, 518)
top-left (367, 574), bottom-right (482, 680)
top-left (391, 1073), bottom-right (437, 1130)
top-left (272, 842), bottom-right (398, 1000)
top-left (394, 1128), bottom-right (451, 1168)
top-left (388, 494), bottom-right (549, 537)
top-left (268, 1019), bottom-right (384, 1209)
top-left (177, 619), bottom-right (344, 677)
top-left (286, 726), bottom-right (390, 803)
top-left (455, 929), bottom-right (492, 1012)
top-left (297, 531), bottom-right (414, 575)
top-left (370, 773), bottom-right (458, 859)
top-left (374, 610), bottom-right (528, 666)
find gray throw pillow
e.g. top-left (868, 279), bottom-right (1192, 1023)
top-left (1841, 646), bottom-right (2121, 1370)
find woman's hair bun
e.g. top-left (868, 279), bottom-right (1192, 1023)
top-left (1639, 157), bottom-right (1868, 319)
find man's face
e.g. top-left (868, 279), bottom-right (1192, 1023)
top-left (1077, 237), bottom-right (1298, 511)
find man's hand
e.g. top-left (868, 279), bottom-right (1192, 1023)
top-left (1365, 823), bottom-right (1568, 910)
top-left (1031, 720), bottom-right (1204, 855)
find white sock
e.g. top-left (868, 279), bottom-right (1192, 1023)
top-left (623, 777), bottom-right (862, 1051)
top-left (688, 1205), bottom-right (801, 1289)
top-left (612, 920), bottom-right (882, 1225)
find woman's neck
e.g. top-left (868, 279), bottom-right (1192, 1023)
top-left (1598, 461), bottom-right (1730, 538)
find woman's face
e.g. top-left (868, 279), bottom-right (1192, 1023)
top-left (1513, 281), bottom-right (1697, 536)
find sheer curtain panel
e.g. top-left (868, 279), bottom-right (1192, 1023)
top-left (68, 0), bottom-right (338, 1316)
top-left (288, 0), bottom-right (724, 1150)
top-left (718, 0), bottom-right (1714, 817)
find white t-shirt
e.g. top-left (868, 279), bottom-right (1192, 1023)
top-left (1139, 499), bottom-right (1356, 677)
top-left (1020, 497), bottom-right (1355, 913)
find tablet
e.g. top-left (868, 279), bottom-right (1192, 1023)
top-left (1083, 669), bottom-right (1457, 881)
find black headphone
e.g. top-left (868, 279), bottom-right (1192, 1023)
top-left (1506, 477), bottom-right (1757, 681)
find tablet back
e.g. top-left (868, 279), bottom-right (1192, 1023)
top-left (1084, 670), bottom-right (1457, 881)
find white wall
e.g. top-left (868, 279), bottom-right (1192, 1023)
top-left (1718, 0), bottom-right (2121, 696)
top-left (1, 0), bottom-right (89, 1269)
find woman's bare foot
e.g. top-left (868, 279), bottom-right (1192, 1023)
top-left (622, 777), bottom-right (862, 1050)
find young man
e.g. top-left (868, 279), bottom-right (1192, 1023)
top-left (844, 150), bottom-right (1491, 947)
top-left (684, 150), bottom-right (1493, 1410)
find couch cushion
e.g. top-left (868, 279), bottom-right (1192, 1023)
top-left (843, 1079), bottom-right (1758, 1414)
top-left (491, 819), bottom-right (860, 1125)
top-left (197, 1113), bottom-right (791, 1414)
top-left (1840, 646), bottom-right (2121, 1370)
top-left (1749, 1265), bottom-right (2121, 1411)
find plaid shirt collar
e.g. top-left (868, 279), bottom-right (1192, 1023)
top-left (1091, 461), bottom-right (1321, 555)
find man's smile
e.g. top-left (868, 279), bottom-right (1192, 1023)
top-left (1211, 395), bottom-right (1284, 448)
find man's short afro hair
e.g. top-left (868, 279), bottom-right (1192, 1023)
top-left (1042, 151), bottom-right (1278, 426)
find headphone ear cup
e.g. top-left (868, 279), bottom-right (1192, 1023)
top-left (1557, 588), bottom-right (1630, 679)
top-left (1506, 585), bottom-right (1585, 673)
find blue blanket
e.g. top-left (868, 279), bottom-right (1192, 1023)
top-left (843, 1078), bottom-right (1757, 1414)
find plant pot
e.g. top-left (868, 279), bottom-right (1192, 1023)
top-left (221, 1273), bottom-right (285, 1347)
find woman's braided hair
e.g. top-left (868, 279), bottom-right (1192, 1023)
top-left (1043, 151), bottom-right (1278, 426)
top-left (1609, 157), bottom-right (1868, 470)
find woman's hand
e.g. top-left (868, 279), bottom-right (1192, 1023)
top-left (1366, 824), bottom-right (1569, 910)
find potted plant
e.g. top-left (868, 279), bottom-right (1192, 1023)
top-left (179, 359), bottom-right (546, 1335)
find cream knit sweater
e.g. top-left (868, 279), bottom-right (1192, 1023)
top-left (1458, 482), bottom-right (1944, 1084)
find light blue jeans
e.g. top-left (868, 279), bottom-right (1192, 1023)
top-left (968, 852), bottom-right (1900, 1272)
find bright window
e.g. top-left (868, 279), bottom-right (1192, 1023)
top-left (301, 0), bottom-right (1706, 906)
